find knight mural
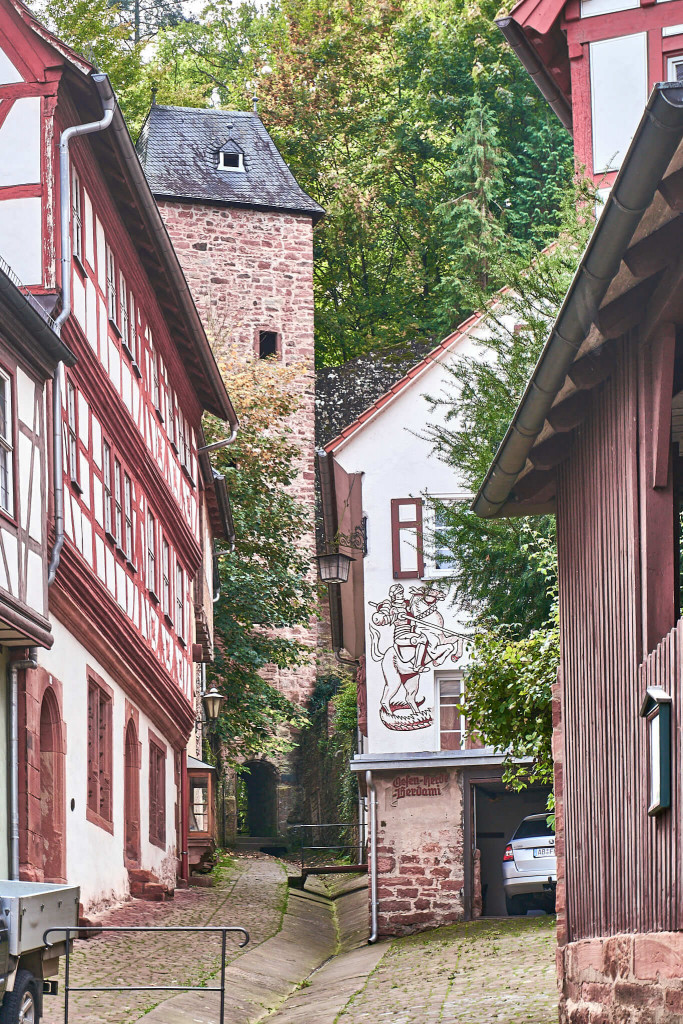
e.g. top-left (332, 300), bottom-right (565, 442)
top-left (369, 584), bottom-right (464, 732)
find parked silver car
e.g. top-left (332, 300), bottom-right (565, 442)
top-left (502, 813), bottom-right (556, 915)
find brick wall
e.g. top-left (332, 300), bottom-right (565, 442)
top-left (373, 769), bottom-right (465, 936)
top-left (560, 933), bottom-right (683, 1022)
top-left (158, 199), bottom-right (318, 709)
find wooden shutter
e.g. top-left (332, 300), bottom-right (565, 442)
top-left (87, 684), bottom-right (97, 814)
top-left (391, 498), bottom-right (424, 579)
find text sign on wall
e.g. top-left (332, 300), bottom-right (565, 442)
top-left (391, 772), bottom-right (448, 806)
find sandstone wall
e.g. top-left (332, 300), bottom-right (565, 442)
top-left (158, 199), bottom-right (318, 709)
top-left (373, 769), bottom-right (465, 936)
top-left (560, 933), bottom-right (683, 1022)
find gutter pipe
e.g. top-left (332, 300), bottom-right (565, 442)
top-left (48, 73), bottom-right (115, 585)
top-left (366, 770), bottom-right (378, 943)
top-left (473, 82), bottom-right (683, 520)
top-left (496, 18), bottom-right (573, 133)
top-left (9, 648), bottom-right (38, 879)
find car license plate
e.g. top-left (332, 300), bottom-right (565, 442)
top-left (533, 846), bottom-right (554, 857)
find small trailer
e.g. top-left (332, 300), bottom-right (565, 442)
top-left (0, 880), bottom-right (79, 1023)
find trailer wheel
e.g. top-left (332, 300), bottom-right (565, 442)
top-left (0, 969), bottom-right (41, 1024)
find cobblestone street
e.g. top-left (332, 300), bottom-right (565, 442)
top-left (41, 855), bottom-right (557, 1024)
top-left (43, 856), bottom-right (287, 1024)
top-left (336, 917), bottom-right (557, 1024)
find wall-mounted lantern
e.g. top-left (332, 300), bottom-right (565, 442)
top-left (315, 551), bottom-right (355, 584)
top-left (640, 686), bottom-right (672, 816)
top-left (202, 686), bottom-right (225, 722)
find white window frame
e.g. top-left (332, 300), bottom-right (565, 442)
top-left (162, 538), bottom-right (171, 617)
top-left (423, 495), bottom-right (469, 579)
top-left (147, 510), bottom-right (157, 595)
top-left (436, 671), bottom-right (465, 751)
top-left (103, 440), bottom-right (112, 537)
top-left (218, 150), bottom-right (245, 172)
top-left (0, 372), bottom-right (14, 517)
top-left (106, 245), bottom-right (117, 325)
top-left (668, 55), bottom-right (683, 81)
top-left (66, 380), bottom-right (79, 489)
top-left (113, 457), bottom-right (123, 547)
top-left (124, 472), bottom-right (133, 562)
top-left (176, 563), bottom-right (184, 640)
top-left (71, 166), bottom-right (83, 265)
top-left (119, 272), bottom-right (130, 353)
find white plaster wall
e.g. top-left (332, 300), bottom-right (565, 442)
top-left (335, 325), bottom-right (490, 756)
top-left (0, 46), bottom-right (23, 85)
top-left (0, 647), bottom-right (7, 878)
top-left (0, 97), bottom-right (40, 186)
top-left (590, 33), bottom-right (647, 174)
top-left (0, 197), bottom-right (41, 284)
top-left (40, 618), bottom-right (179, 912)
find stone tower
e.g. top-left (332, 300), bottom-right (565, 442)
top-left (138, 104), bottom-right (324, 837)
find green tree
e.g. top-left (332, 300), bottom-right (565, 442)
top-left (424, 183), bottom-right (594, 632)
top-left (206, 358), bottom-right (316, 765)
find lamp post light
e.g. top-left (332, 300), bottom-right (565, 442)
top-left (316, 551), bottom-right (355, 584)
top-left (202, 686), bottom-right (225, 722)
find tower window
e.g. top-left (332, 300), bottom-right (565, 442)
top-left (218, 150), bottom-right (244, 171)
top-left (258, 331), bottom-right (279, 359)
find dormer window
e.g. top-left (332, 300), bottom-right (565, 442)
top-left (218, 144), bottom-right (245, 172)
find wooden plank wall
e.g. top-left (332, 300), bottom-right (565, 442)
top-left (557, 334), bottom-right (682, 941)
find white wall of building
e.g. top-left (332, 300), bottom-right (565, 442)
top-left (41, 618), bottom-right (178, 912)
top-left (333, 323), bottom-right (493, 756)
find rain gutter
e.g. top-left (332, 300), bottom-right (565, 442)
top-left (473, 82), bottom-right (683, 520)
top-left (496, 17), bottom-right (573, 132)
top-left (366, 770), bottom-right (379, 943)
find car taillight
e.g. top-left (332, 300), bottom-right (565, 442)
top-left (503, 845), bottom-right (514, 862)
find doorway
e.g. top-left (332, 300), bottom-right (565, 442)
top-left (472, 781), bottom-right (551, 916)
top-left (239, 761), bottom-right (279, 837)
top-left (124, 719), bottom-right (141, 865)
top-left (39, 689), bottom-right (65, 882)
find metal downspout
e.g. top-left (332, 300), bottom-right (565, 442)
top-left (9, 648), bottom-right (38, 879)
top-left (48, 74), bottom-right (115, 585)
top-left (366, 770), bottom-right (378, 943)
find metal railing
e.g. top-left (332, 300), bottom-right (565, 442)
top-left (43, 924), bottom-right (249, 1024)
top-left (290, 822), bottom-right (367, 879)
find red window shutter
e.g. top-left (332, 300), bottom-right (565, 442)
top-left (87, 684), bottom-right (97, 814)
top-left (391, 498), bottom-right (424, 579)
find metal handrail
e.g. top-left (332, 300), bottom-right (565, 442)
top-left (290, 822), bottom-right (367, 877)
top-left (43, 924), bottom-right (249, 1024)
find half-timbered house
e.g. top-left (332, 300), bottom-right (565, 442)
top-left (0, 0), bottom-right (237, 910)
top-left (0, 258), bottom-right (75, 882)
top-left (475, 81), bottom-right (683, 1022)
top-left (318, 316), bottom-right (550, 936)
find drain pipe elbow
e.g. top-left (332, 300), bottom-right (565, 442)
top-left (366, 769), bottom-right (379, 943)
top-left (9, 647), bottom-right (38, 880)
top-left (49, 73), bottom-right (115, 586)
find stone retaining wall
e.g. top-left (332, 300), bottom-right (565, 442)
top-left (560, 932), bottom-right (683, 1022)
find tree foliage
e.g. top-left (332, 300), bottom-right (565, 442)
top-left (424, 184), bottom-right (593, 632)
top-left (36, 0), bottom-right (574, 365)
top-left (205, 358), bottom-right (316, 764)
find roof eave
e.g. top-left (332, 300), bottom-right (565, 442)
top-left (0, 265), bottom-right (76, 368)
top-left (473, 82), bottom-right (683, 520)
top-left (150, 190), bottom-right (324, 223)
top-left (496, 17), bottom-right (573, 132)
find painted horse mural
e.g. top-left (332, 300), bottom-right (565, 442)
top-left (368, 584), bottom-right (464, 731)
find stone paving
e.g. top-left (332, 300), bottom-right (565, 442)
top-left (43, 855), bottom-right (287, 1024)
top-left (335, 916), bottom-right (557, 1024)
top-left (41, 857), bottom-right (558, 1024)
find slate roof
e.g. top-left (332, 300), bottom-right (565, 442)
top-left (137, 104), bottom-right (324, 219)
top-left (315, 343), bottom-right (434, 448)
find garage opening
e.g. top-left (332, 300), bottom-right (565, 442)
top-left (472, 781), bottom-right (552, 916)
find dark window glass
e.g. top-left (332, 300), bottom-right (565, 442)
top-left (512, 816), bottom-right (554, 840)
top-left (259, 331), bottom-right (278, 359)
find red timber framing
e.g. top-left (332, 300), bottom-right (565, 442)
top-left (0, 0), bottom-right (235, 752)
